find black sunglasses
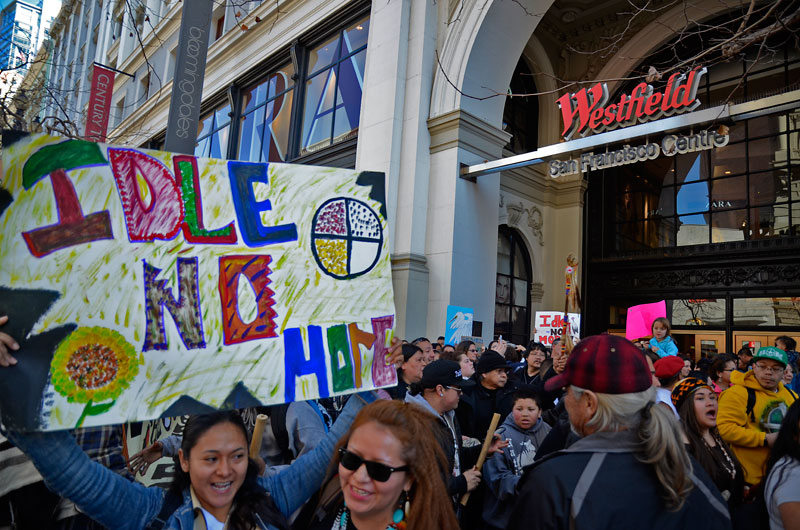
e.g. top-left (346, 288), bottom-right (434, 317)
top-left (338, 447), bottom-right (409, 482)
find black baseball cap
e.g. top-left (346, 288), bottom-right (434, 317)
top-left (420, 360), bottom-right (476, 389)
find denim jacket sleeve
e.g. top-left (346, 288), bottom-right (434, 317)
top-left (5, 428), bottom-right (165, 530)
top-left (259, 391), bottom-right (378, 516)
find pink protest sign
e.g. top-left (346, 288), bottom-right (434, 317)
top-left (625, 301), bottom-right (667, 340)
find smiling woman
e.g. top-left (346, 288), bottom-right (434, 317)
top-left (302, 400), bottom-right (459, 530)
top-left (172, 412), bottom-right (283, 529)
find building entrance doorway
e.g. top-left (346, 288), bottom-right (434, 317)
top-left (671, 331), bottom-right (726, 362)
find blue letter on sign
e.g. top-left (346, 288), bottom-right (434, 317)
top-left (228, 161), bottom-right (298, 246)
top-left (283, 326), bottom-right (330, 402)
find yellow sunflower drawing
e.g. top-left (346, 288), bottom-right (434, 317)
top-left (51, 327), bottom-right (140, 427)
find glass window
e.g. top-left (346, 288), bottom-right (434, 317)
top-left (238, 64), bottom-right (295, 162)
top-left (749, 136), bottom-right (786, 172)
top-left (711, 141), bottom-right (745, 177)
top-left (494, 226), bottom-right (531, 345)
top-left (676, 180), bottom-right (709, 215)
top-left (195, 103), bottom-right (231, 159)
top-left (301, 15), bottom-right (369, 155)
top-left (750, 169), bottom-right (790, 206)
top-left (734, 298), bottom-right (800, 327)
top-left (711, 209), bottom-right (747, 243)
top-left (711, 176), bottom-right (747, 210)
top-left (677, 213), bottom-right (708, 246)
top-left (502, 58), bottom-right (539, 154)
top-left (670, 299), bottom-right (726, 327)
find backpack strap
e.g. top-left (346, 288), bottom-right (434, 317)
top-left (144, 490), bottom-right (184, 530)
top-left (569, 452), bottom-right (605, 530)
top-left (785, 387), bottom-right (798, 401)
top-left (746, 387), bottom-right (756, 423)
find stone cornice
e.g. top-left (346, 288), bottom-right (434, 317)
top-left (391, 252), bottom-right (429, 274)
top-left (427, 109), bottom-right (511, 159)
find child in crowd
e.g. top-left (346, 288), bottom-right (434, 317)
top-left (650, 317), bottom-right (679, 358)
top-left (482, 387), bottom-right (551, 530)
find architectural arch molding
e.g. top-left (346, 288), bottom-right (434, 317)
top-left (430, 0), bottom-right (554, 128)
top-left (597, 0), bottom-right (751, 95)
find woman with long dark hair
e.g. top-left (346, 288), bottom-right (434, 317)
top-left (672, 378), bottom-right (744, 506)
top-left (302, 400), bottom-right (460, 530)
top-left (1, 336), bottom-right (407, 529)
top-left (764, 399), bottom-right (800, 529)
top-left (4, 389), bottom-right (379, 530)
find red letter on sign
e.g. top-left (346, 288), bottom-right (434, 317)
top-left (108, 148), bottom-right (183, 242)
top-left (22, 168), bottom-right (113, 257)
top-left (218, 255), bottom-right (277, 345)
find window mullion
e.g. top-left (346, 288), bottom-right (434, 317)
top-left (287, 42), bottom-right (307, 161)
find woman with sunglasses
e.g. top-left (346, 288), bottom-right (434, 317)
top-left (2, 337), bottom-right (405, 530)
top-left (302, 400), bottom-right (459, 529)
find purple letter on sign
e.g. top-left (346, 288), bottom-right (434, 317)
top-left (142, 257), bottom-right (205, 351)
top-left (370, 315), bottom-right (396, 387)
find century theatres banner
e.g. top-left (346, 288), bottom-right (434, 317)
top-left (84, 64), bottom-right (116, 142)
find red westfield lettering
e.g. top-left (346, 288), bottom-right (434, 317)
top-left (556, 67), bottom-right (706, 140)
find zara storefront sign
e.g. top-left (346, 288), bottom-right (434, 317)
top-left (557, 67), bottom-right (707, 140)
top-left (549, 129), bottom-right (730, 177)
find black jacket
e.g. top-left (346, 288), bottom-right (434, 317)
top-left (405, 392), bottom-right (480, 496)
top-left (510, 430), bottom-right (732, 530)
top-left (455, 379), bottom-right (517, 440)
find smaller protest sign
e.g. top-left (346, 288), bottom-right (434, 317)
top-left (625, 301), bottom-right (667, 340)
top-left (534, 312), bottom-right (580, 346)
top-left (445, 305), bottom-right (473, 345)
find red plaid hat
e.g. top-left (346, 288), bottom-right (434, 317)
top-left (544, 334), bottom-right (652, 394)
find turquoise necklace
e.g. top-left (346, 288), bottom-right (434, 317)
top-left (334, 507), bottom-right (406, 530)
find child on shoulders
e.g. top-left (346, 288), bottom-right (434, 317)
top-left (649, 317), bottom-right (678, 358)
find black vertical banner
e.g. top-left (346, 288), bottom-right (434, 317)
top-left (164, 0), bottom-right (214, 155)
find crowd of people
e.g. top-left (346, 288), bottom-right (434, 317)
top-left (1, 317), bottom-right (799, 530)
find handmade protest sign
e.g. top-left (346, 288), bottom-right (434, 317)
top-left (0, 133), bottom-right (396, 431)
top-left (445, 305), bottom-right (473, 345)
top-left (534, 311), bottom-right (580, 346)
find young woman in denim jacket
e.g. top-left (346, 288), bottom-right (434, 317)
top-left (0, 332), bottom-right (405, 530)
top-left (4, 389), bottom-right (378, 530)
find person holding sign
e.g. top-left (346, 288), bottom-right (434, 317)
top-left (1, 329), bottom-right (406, 530)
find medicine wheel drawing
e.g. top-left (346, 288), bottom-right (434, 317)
top-left (311, 198), bottom-right (383, 280)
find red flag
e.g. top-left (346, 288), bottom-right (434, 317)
top-left (84, 64), bottom-right (116, 142)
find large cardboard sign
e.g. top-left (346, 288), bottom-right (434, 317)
top-left (0, 133), bottom-right (396, 431)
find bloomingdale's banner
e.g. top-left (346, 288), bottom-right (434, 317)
top-left (0, 133), bottom-right (396, 431)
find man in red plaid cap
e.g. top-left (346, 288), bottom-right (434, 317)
top-left (508, 334), bottom-right (731, 529)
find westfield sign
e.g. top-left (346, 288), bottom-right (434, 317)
top-left (556, 67), bottom-right (706, 140)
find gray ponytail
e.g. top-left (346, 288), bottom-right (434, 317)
top-left (571, 386), bottom-right (693, 510)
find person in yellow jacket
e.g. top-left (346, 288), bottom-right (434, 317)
top-left (718, 346), bottom-right (798, 485)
